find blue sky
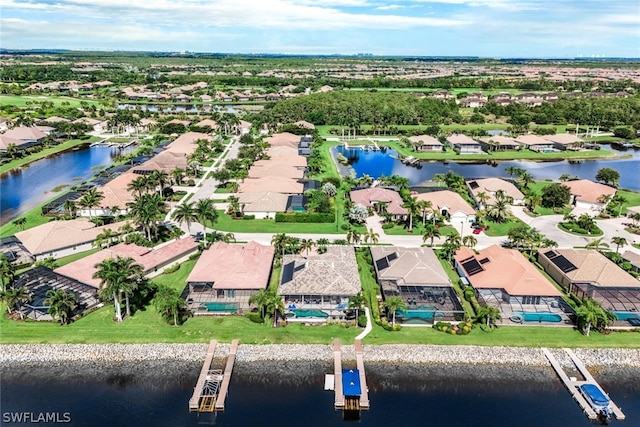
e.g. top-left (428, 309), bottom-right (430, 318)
top-left (1, 0), bottom-right (638, 57)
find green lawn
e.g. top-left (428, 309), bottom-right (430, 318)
top-left (0, 137), bottom-right (101, 175)
top-left (0, 95), bottom-right (101, 108)
top-left (617, 190), bottom-right (640, 213)
top-left (383, 223), bottom-right (457, 237)
top-left (214, 211), bottom-right (342, 234)
top-left (483, 218), bottom-right (526, 236)
top-left (0, 202), bottom-right (54, 237)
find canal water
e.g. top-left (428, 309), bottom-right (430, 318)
top-left (0, 144), bottom-right (134, 225)
top-left (335, 145), bottom-right (640, 191)
top-left (1, 362), bottom-right (638, 426)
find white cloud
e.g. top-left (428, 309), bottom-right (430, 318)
top-left (376, 4), bottom-right (405, 10)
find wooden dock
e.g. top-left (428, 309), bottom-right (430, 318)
top-left (354, 339), bottom-right (369, 409)
top-left (189, 340), bottom-right (218, 412)
top-left (188, 339), bottom-right (239, 413)
top-left (333, 338), bottom-right (344, 409)
top-left (542, 348), bottom-right (625, 420)
top-left (214, 339), bottom-right (239, 412)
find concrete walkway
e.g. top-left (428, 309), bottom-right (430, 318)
top-left (355, 307), bottom-right (372, 340)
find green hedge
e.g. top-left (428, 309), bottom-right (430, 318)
top-left (275, 212), bottom-right (335, 223)
top-left (244, 312), bottom-right (263, 324)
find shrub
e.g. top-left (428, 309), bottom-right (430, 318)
top-left (381, 223), bottom-right (394, 229)
top-left (357, 314), bottom-right (367, 328)
top-left (244, 312), bottom-right (263, 324)
top-left (163, 263), bottom-right (180, 274)
top-left (275, 212), bottom-right (334, 223)
top-left (242, 214), bottom-right (255, 220)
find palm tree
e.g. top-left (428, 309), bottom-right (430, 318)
top-left (249, 288), bottom-right (271, 323)
top-left (576, 298), bottom-right (614, 336)
top-left (432, 173), bottom-right (445, 187)
top-left (149, 170), bottom-right (169, 196)
top-left (78, 188), bottom-right (104, 219)
top-left (299, 238), bottom-right (315, 258)
top-left (346, 228), bottom-right (361, 245)
top-left (154, 285), bottom-right (186, 326)
top-left (417, 200), bottom-right (432, 226)
top-left (585, 237), bottom-right (609, 252)
top-left (476, 305), bottom-right (502, 328)
top-left (12, 217), bottom-right (26, 231)
top-left (127, 193), bottom-right (167, 241)
top-left (127, 176), bottom-right (150, 197)
top-left (383, 296), bottom-right (407, 328)
top-left (264, 287), bottom-right (285, 327)
top-left (93, 256), bottom-right (142, 322)
top-left (558, 173), bottom-right (571, 182)
top-left (172, 202), bottom-right (197, 234)
top-left (401, 196), bottom-right (420, 231)
top-left (519, 171), bottom-right (534, 189)
top-left (475, 191), bottom-right (490, 209)
top-left (462, 235), bottom-right (477, 249)
top-left (63, 199), bottom-right (77, 217)
top-left (271, 233), bottom-right (289, 259)
top-left (94, 228), bottom-right (118, 249)
top-left (171, 168), bottom-right (186, 186)
top-left (611, 194), bottom-right (628, 217)
top-left (195, 198), bottom-right (218, 247)
top-left (348, 292), bottom-right (366, 325)
top-left (421, 223), bottom-right (441, 247)
top-left (0, 287), bottom-right (31, 317)
top-left (45, 289), bottom-right (76, 325)
top-left (486, 198), bottom-right (510, 223)
top-left (611, 236), bottom-right (627, 253)
top-left (0, 254), bottom-right (16, 291)
top-left (505, 166), bottom-right (519, 178)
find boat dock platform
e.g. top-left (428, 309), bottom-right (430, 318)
top-left (542, 348), bottom-right (625, 420)
top-left (331, 338), bottom-right (370, 412)
top-left (188, 339), bottom-right (239, 413)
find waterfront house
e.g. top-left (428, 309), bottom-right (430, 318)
top-left (455, 245), bottom-right (565, 322)
top-left (466, 177), bottom-right (525, 209)
top-left (446, 134), bottom-right (483, 154)
top-left (415, 190), bottom-right (476, 227)
top-left (165, 132), bottom-right (210, 156)
top-left (15, 218), bottom-right (128, 261)
top-left (478, 135), bottom-right (520, 151)
top-left (0, 126), bottom-right (47, 153)
top-left (238, 176), bottom-right (304, 195)
top-left (133, 151), bottom-right (188, 175)
top-left (184, 241), bottom-right (275, 315)
top-left (237, 192), bottom-right (290, 219)
top-left (91, 171), bottom-right (138, 215)
top-left (542, 134), bottom-right (583, 151)
top-left (371, 246), bottom-right (463, 323)
top-left (54, 238), bottom-right (198, 287)
top-left (254, 154), bottom-right (307, 168)
top-left (622, 251), bottom-right (640, 274)
top-left (349, 188), bottom-right (408, 220)
top-left (408, 135), bottom-right (444, 152)
top-left (563, 179), bottom-right (616, 211)
top-left (279, 246), bottom-right (361, 321)
top-left (538, 249), bottom-right (640, 325)
top-left (515, 135), bottom-right (555, 152)
top-left (248, 162), bottom-right (305, 179)
top-left (265, 132), bottom-right (301, 149)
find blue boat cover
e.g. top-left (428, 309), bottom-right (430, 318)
top-left (580, 384), bottom-right (609, 406)
top-left (342, 369), bottom-right (361, 397)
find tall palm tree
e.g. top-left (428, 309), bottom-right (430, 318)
top-left (249, 288), bottom-right (271, 323)
top-left (346, 228), bottom-right (361, 245)
top-left (93, 256), bottom-right (143, 322)
top-left (154, 285), bottom-right (186, 326)
top-left (611, 236), bottom-right (627, 253)
top-left (475, 191), bottom-right (490, 209)
top-left (45, 289), bottom-right (76, 325)
top-left (149, 170), bottom-right (169, 196)
top-left (475, 305), bottom-right (502, 328)
top-left (299, 238), bottom-right (315, 258)
top-left (421, 223), bottom-right (441, 247)
top-left (271, 233), bottom-right (290, 259)
top-left (383, 296), bottom-right (407, 328)
top-left (63, 199), bottom-right (77, 217)
top-left (486, 198), bottom-right (510, 223)
top-left (417, 200), bottom-right (433, 226)
top-left (0, 254), bottom-right (16, 291)
top-left (585, 237), bottom-right (609, 252)
top-left (462, 235), bottom-right (477, 249)
top-left (127, 193), bottom-right (167, 241)
top-left (264, 287), bottom-right (285, 327)
top-left (172, 202), bottom-right (197, 234)
top-left (127, 175), bottom-right (150, 197)
top-left (0, 287), bottom-right (31, 317)
top-left (78, 188), bottom-right (104, 219)
top-left (348, 292), bottom-right (366, 325)
top-left (576, 298), bottom-right (614, 336)
top-left (195, 198), bottom-right (218, 247)
top-left (364, 228), bottom-right (380, 245)
top-left (401, 196), bottom-right (420, 231)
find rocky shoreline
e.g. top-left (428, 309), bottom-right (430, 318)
top-left (1, 344), bottom-right (639, 368)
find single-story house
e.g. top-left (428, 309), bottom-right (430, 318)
top-left (415, 190), bottom-right (476, 226)
top-left (248, 164), bottom-right (305, 179)
top-left (0, 126), bottom-right (47, 153)
top-left (515, 135), bottom-right (555, 152)
top-left (446, 134), bottom-right (483, 154)
top-left (164, 132), bottom-right (210, 156)
top-left (265, 132), bottom-right (300, 149)
top-left (542, 134), bottom-right (583, 151)
top-left (408, 135), bottom-right (443, 152)
top-left (238, 192), bottom-right (290, 218)
top-left (349, 188), bottom-right (408, 220)
top-left (184, 241), bottom-right (275, 314)
top-left (194, 119), bottom-right (218, 131)
top-left (54, 238), bottom-right (198, 287)
top-left (563, 179), bottom-right (616, 211)
top-left (238, 176), bottom-right (304, 195)
top-left (478, 136), bottom-right (520, 151)
top-left (265, 146), bottom-right (301, 158)
top-left (72, 117), bottom-right (109, 133)
top-left (456, 245), bottom-right (565, 322)
top-left (622, 250), bottom-right (640, 274)
top-left (371, 246), bottom-right (463, 324)
top-left (133, 151), bottom-right (188, 174)
top-left (15, 218), bottom-right (129, 261)
top-left (538, 249), bottom-right (640, 324)
top-left (279, 246), bottom-right (361, 321)
top-left (88, 171), bottom-right (139, 215)
top-left (254, 154), bottom-right (307, 168)
top-left (466, 177), bottom-right (525, 208)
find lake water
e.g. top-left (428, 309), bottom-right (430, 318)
top-left (0, 144), bottom-right (133, 225)
top-left (1, 362), bottom-right (638, 426)
top-left (335, 145), bottom-right (640, 191)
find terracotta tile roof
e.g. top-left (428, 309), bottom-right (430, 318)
top-left (55, 238), bottom-right (198, 288)
top-left (248, 164), bottom-right (304, 179)
top-left (2, 126), bottom-right (46, 141)
top-left (446, 134), bottom-right (479, 145)
top-left (515, 134), bottom-right (552, 146)
top-left (279, 246), bottom-right (360, 296)
top-left (351, 188), bottom-right (407, 215)
top-left (545, 249), bottom-right (638, 288)
top-left (237, 192), bottom-right (289, 212)
top-left (455, 245), bottom-right (561, 296)
top-left (254, 155), bottom-right (306, 167)
top-left (622, 250), bottom-right (640, 268)
top-left (542, 134), bottom-right (583, 145)
top-left (99, 172), bottom-right (138, 209)
top-left (294, 120), bottom-right (315, 129)
top-left (15, 219), bottom-right (129, 256)
top-left (478, 135), bottom-right (519, 146)
top-left (195, 119), bottom-right (218, 129)
top-left (466, 178), bottom-right (524, 204)
top-left (134, 151), bottom-right (188, 173)
top-left (187, 241), bottom-right (275, 289)
top-left (370, 246), bottom-right (449, 287)
top-left (239, 176), bottom-right (304, 194)
top-left (415, 190), bottom-right (475, 216)
top-left (165, 132), bottom-right (210, 155)
top-left (408, 135), bottom-right (442, 146)
top-left (266, 146), bottom-right (300, 157)
top-left (265, 132), bottom-right (300, 148)
top-left (564, 179), bottom-right (616, 204)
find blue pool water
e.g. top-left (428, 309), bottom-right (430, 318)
top-left (613, 311), bottom-right (640, 321)
top-left (398, 306), bottom-right (440, 321)
top-left (513, 312), bottom-right (563, 322)
top-left (290, 309), bottom-right (329, 318)
top-left (202, 302), bottom-right (238, 312)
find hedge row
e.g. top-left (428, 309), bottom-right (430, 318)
top-left (275, 212), bottom-right (335, 223)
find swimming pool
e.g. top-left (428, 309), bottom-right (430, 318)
top-left (201, 302), bottom-right (238, 312)
top-left (614, 311), bottom-right (640, 321)
top-left (289, 309), bottom-right (329, 318)
top-left (398, 306), bottom-right (440, 322)
top-left (511, 312), bottom-right (562, 323)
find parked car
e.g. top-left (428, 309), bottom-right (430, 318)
top-left (472, 227), bottom-right (483, 234)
